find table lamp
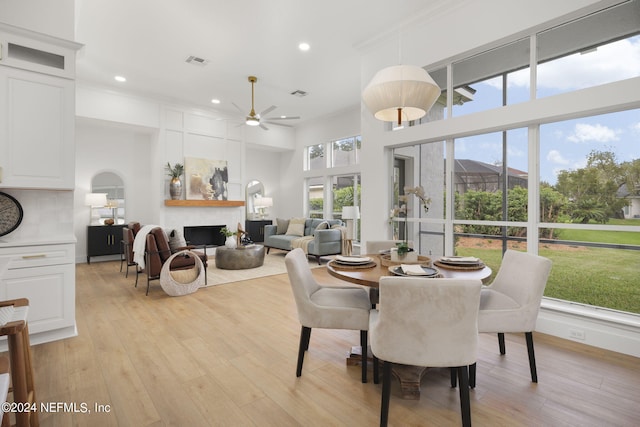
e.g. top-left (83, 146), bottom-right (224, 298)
top-left (341, 206), bottom-right (360, 241)
top-left (85, 193), bottom-right (107, 225)
top-left (254, 197), bottom-right (273, 219)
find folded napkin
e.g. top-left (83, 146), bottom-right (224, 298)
top-left (401, 264), bottom-right (428, 275)
top-left (440, 256), bottom-right (479, 263)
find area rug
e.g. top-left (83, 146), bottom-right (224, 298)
top-left (203, 252), bottom-right (325, 287)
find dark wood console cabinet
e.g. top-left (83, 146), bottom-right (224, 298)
top-left (87, 225), bottom-right (126, 263)
top-left (245, 220), bottom-right (272, 243)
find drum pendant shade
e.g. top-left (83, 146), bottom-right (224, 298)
top-left (362, 65), bottom-right (441, 126)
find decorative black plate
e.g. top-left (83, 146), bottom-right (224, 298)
top-left (0, 192), bottom-right (23, 236)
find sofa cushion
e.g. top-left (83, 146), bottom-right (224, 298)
top-left (169, 229), bottom-right (187, 251)
top-left (313, 221), bottom-right (329, 235)
top-left (276, 218), bottom-right (289, 235)
top-left (286, 217), bottom-right (306, 236)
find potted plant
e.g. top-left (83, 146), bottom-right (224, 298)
top-left (220, 227), bottom-right (237, 249)
top-left (390, 186), bottom-right (431, 262)
top-left (166, 162), bottom-right (184, 200)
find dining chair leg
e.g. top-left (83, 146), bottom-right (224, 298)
top-left (360, 330), bottom-right (368, 383)
top-left (296, 326), bottom-right (311, 377)
top-left (469, 363), bottom-right (477, 388)
top-left (450, 367), bottom-right (457, 388)
top-left (380, 360), bottom-right (392, 427)
top-left (457, 366), bottom-right (472, 427)
top-left (373, 356), bottom-right (379, 384)
top-left (525, 332), bottom-right (538, 383)
top-left (498, 332), bottom-right (506, 354)
top-left (452, 365), bottom-right (475, 389)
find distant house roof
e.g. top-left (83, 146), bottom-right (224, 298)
top-left (453, 159), bottom-right (528, 191)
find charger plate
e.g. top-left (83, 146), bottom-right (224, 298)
top-left (433, 260), bottom-right (485, 271)
top-left (327, 260), bottom-right (377, 270)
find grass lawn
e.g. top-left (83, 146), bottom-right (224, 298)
top-left (456, 242), bottom-right (640, 314)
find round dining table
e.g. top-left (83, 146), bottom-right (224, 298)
top-left (326, 254), bottom-right (492, 400)
top-left (327, 254), bottom-right (492, 288)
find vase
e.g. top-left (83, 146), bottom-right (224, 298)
top-left (169, 177), bottom-right (182, 200)
top-left (225, 236), bottom-right (237, 249)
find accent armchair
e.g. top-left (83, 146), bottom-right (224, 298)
top-left (138, 227), bottom-right (208, 295)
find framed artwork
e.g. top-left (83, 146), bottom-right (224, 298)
top-left (185, 157), bottom-right (229, 200)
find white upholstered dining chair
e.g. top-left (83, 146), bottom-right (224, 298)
top-left (370, 277), bottom-right (482, 427)
top-left (285, 248), bottom-right (372, 383)
top-left (470, 249), bottom-right (552, 386)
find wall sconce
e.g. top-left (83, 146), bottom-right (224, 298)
top-left (85, 193), bottom-right (107, 225)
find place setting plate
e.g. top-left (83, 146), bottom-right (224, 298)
top-left (334, 255), bottom-right (373, 265)
top-left (388, 264), bottom-right (440, 278)
top-left (434, 256), bottom-right (486, 271)
top-left (329, 255), bottom-right (377, 270)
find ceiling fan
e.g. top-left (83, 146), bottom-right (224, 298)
top-left (233, 76), bottom-right (300, 131)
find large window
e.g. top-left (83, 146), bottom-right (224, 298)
top-left (392, 2), bottom-right (640, 316)
top-left (304, 136), bottom-right (362, 232)
top-left (537, 1), bottom-right (640, 98)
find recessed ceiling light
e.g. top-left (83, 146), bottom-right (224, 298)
top-left (211, 99), bottom-right (221, 104)
top-left (114, 75), bottom-right (126, 82)
top-left (298, 42), bottom-right (310, 51)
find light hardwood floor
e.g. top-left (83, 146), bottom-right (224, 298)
top-left (17, 260), bottom-right (640, 426)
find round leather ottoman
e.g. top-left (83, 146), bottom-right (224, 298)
top-left (215, 245), bottom-right (265, 270)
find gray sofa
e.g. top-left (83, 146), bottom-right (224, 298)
top-left (264, 218), bottom-right (344, 263)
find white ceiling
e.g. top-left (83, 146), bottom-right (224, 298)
top-left (74, 0), bottom-right (448, 127)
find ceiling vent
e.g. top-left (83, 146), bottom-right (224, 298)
top-left (185, 55), bottom-right (209, 66)
top-left (290, 89), bottom-right (308, 97)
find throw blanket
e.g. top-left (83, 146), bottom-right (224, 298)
top-left (291, 235), bottom-right (314, 253)
top-left (331, 225), bottom-right (351, 255)
top-left (133, 224), bottom-right (162, 270)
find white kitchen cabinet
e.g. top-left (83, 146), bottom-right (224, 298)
top-left (0, 23), bottom-right (80, 190)
top-left (0, 241), bottom-right (76, 344)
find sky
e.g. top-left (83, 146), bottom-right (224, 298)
top-left (453, 35), bottom-right (640, 185)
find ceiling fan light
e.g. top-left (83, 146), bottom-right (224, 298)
top-left (246, 116), bottom-right (260, 126)
top-left (362, 65), bottom-right (441, 126)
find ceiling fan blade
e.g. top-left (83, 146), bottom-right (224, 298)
top-left (265, 116), bottom-right (301, 121)
top-left (260, 105), bottom-right (277, 117)
top-left (231, 102), bottom-right (245, 114)
top-left (259, 123), bottom-right (270, 131)
top-left (263, 121), bottom-right (294, 128)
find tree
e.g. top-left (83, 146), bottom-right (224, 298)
top-left (539, 184), bottom-right (568, 238)
top-left (555, 149), bottom-right (628, 223)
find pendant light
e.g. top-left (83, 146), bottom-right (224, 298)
top-left (362, 32), bottom-right (441, 127)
